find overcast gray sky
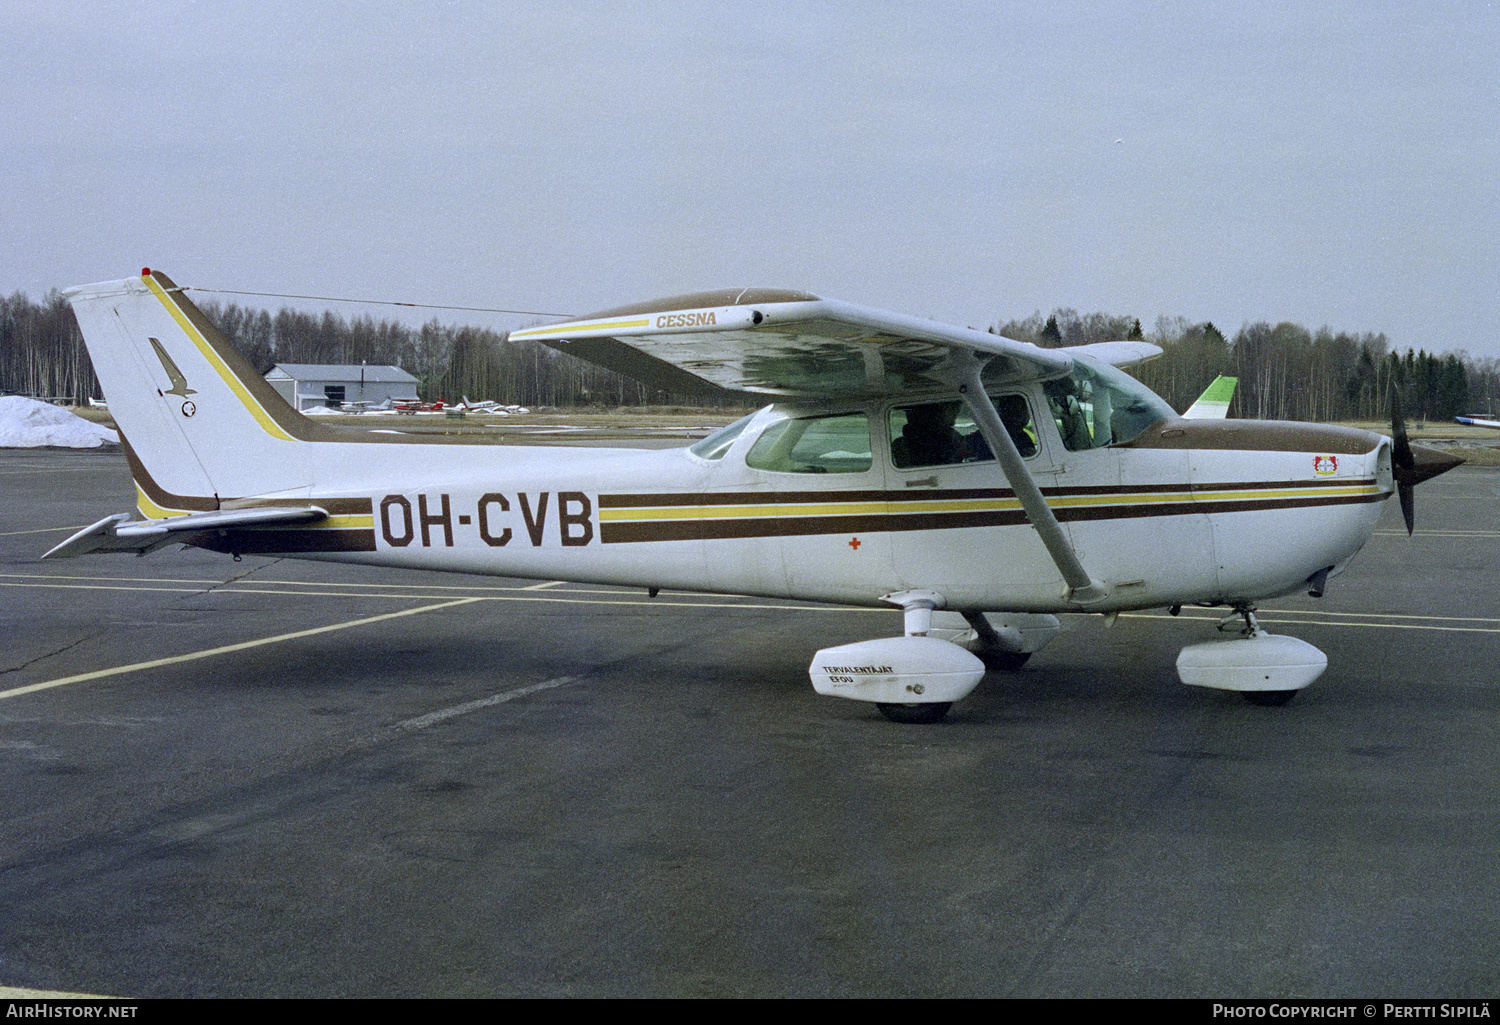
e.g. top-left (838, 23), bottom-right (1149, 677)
top-left (5, 0), bottom-right (1498, 358)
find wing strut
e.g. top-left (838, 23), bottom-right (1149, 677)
top-left (937, 350), bottom-right (1109, 606)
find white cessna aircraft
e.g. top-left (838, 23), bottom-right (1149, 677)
top-left (50, 270), bottom-right (1460, 722)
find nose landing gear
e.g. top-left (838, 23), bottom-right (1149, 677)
top-left (1176, 603), bottom-right (1327, 706)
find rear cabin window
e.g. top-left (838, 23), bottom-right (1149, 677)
top-left (889, 396), bottom-right (1037, 468)
top-left (745, 413), bottom-right (872, 474)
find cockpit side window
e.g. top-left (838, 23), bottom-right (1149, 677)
top-left (745, 412), bottom-right (872, 474)
top-left (1044, 359), bottom-right (1174, 451)
top-left (888, 395), bottom-right (1037, 469)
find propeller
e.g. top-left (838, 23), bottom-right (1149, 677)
top-left (1389, 383), bottom-right (1465, 535)
top-left (1390, 386), bottom-right (1416, 534)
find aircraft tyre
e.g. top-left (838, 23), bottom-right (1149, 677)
top-left (876, 701), bottom-right (953, 724)
top-left (1242, 689), bottom-right (1298, 707)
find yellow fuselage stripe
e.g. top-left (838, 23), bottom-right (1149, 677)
top-left (599, 484), bottom-right (1382, 522)
top-left (134, 487), bottom-right (372, 530)
top-left (136, 485), bottom-right (184, 521)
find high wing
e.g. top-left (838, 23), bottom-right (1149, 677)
top-left (45, 506), bottom-right (329, 559)
top-left (1456, 415), bottom-right (1500, 429)
top-left (509, 289), bottom-right (1160, 397)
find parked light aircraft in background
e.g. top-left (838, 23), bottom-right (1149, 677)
top-left (392, 399), bottom-right (446, 414)
top-left (459, 397), bottom-right (530, 415)
top-left (337, 398), bottom-right (393, 413)
top-left (50, 270), bottom-right (1461, 722)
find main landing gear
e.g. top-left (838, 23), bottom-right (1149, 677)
top-left (807, 594), bottom-right (1059, 723)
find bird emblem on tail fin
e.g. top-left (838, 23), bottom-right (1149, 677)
top-left (148, 337), bottom-right (196, 397)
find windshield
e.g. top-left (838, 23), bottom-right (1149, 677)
top-left (688, 412), bottom-right (756, 460)
top-left (1043, 358), bottom-right (1174, 450)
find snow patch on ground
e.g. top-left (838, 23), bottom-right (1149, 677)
top-left (0, 396), bottom-right (119, 448)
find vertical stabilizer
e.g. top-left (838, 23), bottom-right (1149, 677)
top-left (65, 270), bottom-right (314, 514)
top-left (1182, 375), bottom-right (1237, 419)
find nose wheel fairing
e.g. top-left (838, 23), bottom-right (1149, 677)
top-left (1175, 606), bottom-right (1327, 702)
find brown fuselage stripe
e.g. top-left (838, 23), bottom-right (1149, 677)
top-left (597, 487), bottom-right (1386, 543)
top-left (120, 434), bottom-right (376, 551)
top-left (598, 477), bottom-right (1373, 508)
top-left (122, 434), bottom-right (372, 519)
top-left (220, 496), bottom-right (373, 516)
top-left (121, 436), bottom-right (217, 512)
top-left (119, 430), bottom-right (1383, 552)
top-left (1057, 490), bottom-right (1383, 522)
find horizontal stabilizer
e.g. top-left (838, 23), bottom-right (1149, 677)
top-left (44, 507), bottom-right (328, 559)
